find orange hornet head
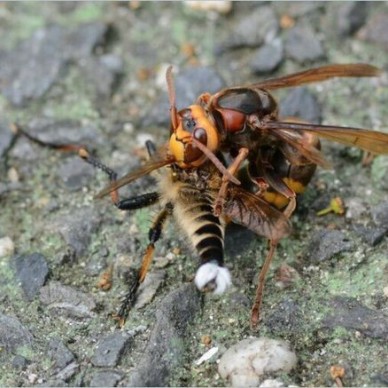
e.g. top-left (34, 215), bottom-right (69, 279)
top-left (165, 66), bottom-right (220, 168)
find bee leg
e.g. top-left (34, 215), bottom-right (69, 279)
top-left (250, 239), bottom-right (278, 330)
top-left (214, 147), bottom-right (249, 216)
top-left (113, 203), bottom-right (173, 327)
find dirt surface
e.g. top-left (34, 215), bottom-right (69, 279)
top-left (0, 2), bottom-right (387, 387)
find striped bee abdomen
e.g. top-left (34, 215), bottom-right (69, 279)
top-left (174, 189), bottom-right (231, 294)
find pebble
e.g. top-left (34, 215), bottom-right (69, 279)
top-left (0, 236), bottom-right (15, 258)
top-left (306, 229), bottom-right (354, 262)
top-left (48, 338), bottom-right (76, 372)
top-left (218, 337), bottom-right (297, 387)
top-left (57, 156), bottom-right (95, 191)
top-left (135, 270), bottom-right (166, 309)
top-left (371, 201), bottom-right (388, 231)
top-left (0, 313), bottom-right (33, 354)
top-left (217, 6), bottom-right (279, 52)
top-left (284, 25), bottom-right (325, 63)
top-left (335, 2), bottom-right (369, 36)
top-left (126, 284), bottom-right (202, 387)
top-left (251, 39), bottom-right (284, 74)
top-left (321, 296), bottom-right (388, 340)
top-left (0, 22), bottom-right (108, 106)
top-left (185, 1), bottom-right (232, 14)
top-left (89, 370), bottom-right (123, 387)
top-left (352, 224), bottom-right (386, 247)
top-left (91, 332), bottom-right (132, 367)
top-left (39, 281), bottom-right (96, 319)
top-left (0, 120), bottom-right (13, 157)
top-left (279, 87), bottom-right (321, 124)
top-left (14, 253), bottom-right (49, 301)
top-left (53, 206), bottom-right (101, 259)
top-left (358, 12), bottom-right (388, 49)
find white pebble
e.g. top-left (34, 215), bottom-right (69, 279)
top-left (0, 236), bottom-right (15, 258)
top-left (218, 337), bottom-right (297, 387)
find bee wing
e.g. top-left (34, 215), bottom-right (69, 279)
top-left (95, 155), bottom-right (174, 199)
top-left (224, 187), bottom-right (292, 241)
top-left (265, 121), bottom-right (388, 157)
top-left (251, 64), bottom-right (381, 90)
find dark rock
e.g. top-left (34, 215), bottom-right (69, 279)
top-left (0, 313), bottom-right (33, 354)
top-left (89, 370), bottom-right (123, 387)
top-left (284, 25), bottom-right (325, 63)
top-left (48, 338), bottom-right (75, 372)
top-left (352, 224), bottom-right (386, 247)
top-left (306, 230), bottom-right (354, 262)
top-left (79, 56), bottom-right (121, 98)
top-left (282, 2), bottom-right (325, 18)
top-left (126, 283), bottom-right (202, 387)
top-left (39, 281), bottom-right (96, 319)
top-left (217, 6), bottom-right (279, 52)
top-left (54, 361), bottom-right (80, 382)
top-left (12, 355), bottom-right (30, 370)
top-left (371, 202), bottom-right (388, 231)
top-left (143, 66), bottom-right (225, 127)
top-left (321, 296), bottom-right (388, 340)
top-left (175, 67), bottom-right (224, 109)
top-left (336, 2), bottom-right (369, 36)
top-left (135, 270), bottom-right (166, 309)
top-left (58, 156), bottom-right (95, 191)
top-left (265, 298), bottom-right (303, 334)
top-left (91, 332), bottom-right (132, 367)
top-left (358, 12), bottom-right (388, 49)
top-left (21, 118), bottom-right (102, 147)
top-left (279, 87), bottom-right (322, 124)
top-left (14, 253), bottom-right (49, 301)
top-left (0, 120), bottom-right (14, 158)
top-left (251, 39), bottom-right (284, 74)
top-left (53, 206), bottom-right (101, 259)
top-left (0, 22), bottom-right (108, 106)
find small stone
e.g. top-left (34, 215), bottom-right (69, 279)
top-left (217, 6), bottom-right (279, 52)
top-left (89, 370), bottom-right (123, 387)
top-left (336, 2), bottom-right (369, 36)
top-left (57, 156), bottom-right (95, 191)
top-left (0, 313), bottom-right (33, 354)
top-left (48, 338), bottom-right (75, 372)
top-left (0, 120), bottom-right (14, 158)
top-left (14, 253), bottom-right (49, 301)
top-left (54, 361), bottom-right (80, 382)
top-left (53, 206), bottom-right (101, 259)
top-left (135, 270), bottom-right (166, 309)
top-left (0, 236), bottom-right (15, 258)
top-left (91, 332), bottom-right (132, 367)
top-left (358, 12), bottom-right (388, 49)
top-left (371, 202), bottom-right (388, 231)
top-left (285, 25), bottom-right (325, 63)
top-left (251, 39), bottom-right (284, 74)
top-left (143, 66), bottom-right (225, 127)
top-left (352, 224), bottom-right (386, 247)
top-left (12, 355), bottom-right (29, 370)
top-left (185, 1), bottom-right (232, 14)
top-left (126, 284), bottom-right (202, 387)
top-left (218, 337), bottom-right (297, 387)
top-left (279, 87), bottom-right (321, 124)
top-left (39, 281), bottom-right (96, 319)
top-left (321, 296), bottom-right (388, 340)
top-left (306, 230), bottom-right (354, 262)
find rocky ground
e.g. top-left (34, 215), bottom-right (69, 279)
top-left (0, 2), bottom-right (387, 387)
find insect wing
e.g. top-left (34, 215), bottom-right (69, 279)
top-left (224, 187), bottom-right (292, 241)
top-left (95, 156), bottom-right (174, 199)
top-left (265, 121), bottom-right (388, 156)
top-left (251, 64), bottom-right (381, 90)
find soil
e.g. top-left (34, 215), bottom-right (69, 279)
top-left (0, 2), bottom-right (387, 387)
